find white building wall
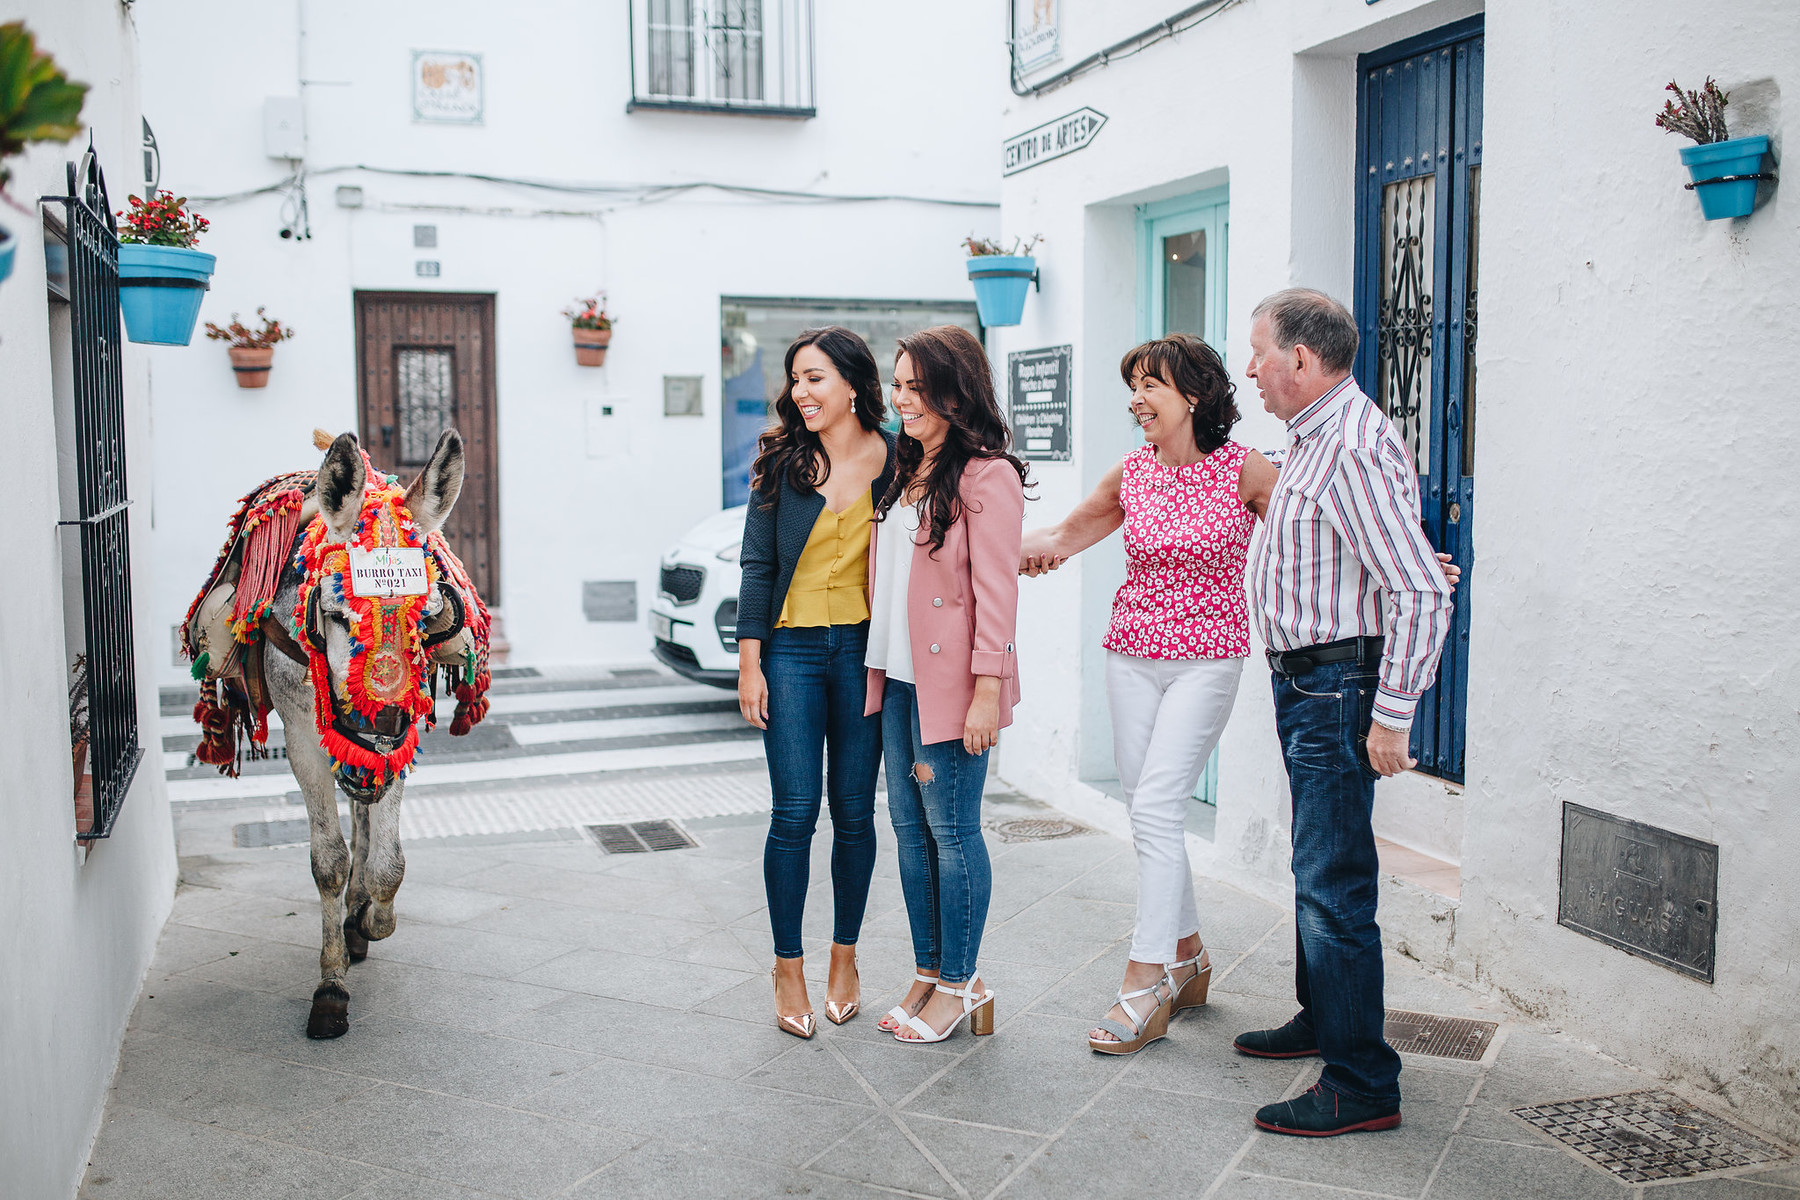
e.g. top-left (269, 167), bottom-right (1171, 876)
top-left (993, 0), bottom-right (1799, 1142)
top-left (0, 4), bottom-right (179, 1196)
top-left (133, 0), bottom-right (1001, 684)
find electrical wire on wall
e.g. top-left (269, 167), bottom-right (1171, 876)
top-left (1008, 0), bottom-right (1244, 98)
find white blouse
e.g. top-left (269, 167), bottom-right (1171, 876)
top-left (864, 503), bottom-right (920, 685)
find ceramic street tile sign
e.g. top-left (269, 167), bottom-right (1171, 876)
top-left (1557, 802), bottom-right (1719, 982)
top-left (349, 547), bottom-right (430, 597)
top-left (1009, 346), bottom-right (1072, 462)
top-left (1004, 108), bottom-right (1107, 176)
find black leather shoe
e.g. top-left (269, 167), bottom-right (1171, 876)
top-left (1233, 1015), bottom-right (1319, 1058)
top-left (1255, 1083), bottom-right (1401, 1137)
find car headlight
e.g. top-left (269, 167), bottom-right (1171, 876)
top-left (716, 542), bottom-right (742, 563)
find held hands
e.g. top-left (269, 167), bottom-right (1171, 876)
top-left (964, 677), bottom-right (1003, 755)
top-left (1019, 528), bottom-right (1067, 578)
top-left (1365, 721), bottom-right (1416, 777)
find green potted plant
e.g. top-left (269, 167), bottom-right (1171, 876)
top-left (1657, 77), bottom-right (1774, 221)
top-left (964, 234), bottom-right (1041, 327)
top-left (116, 190), bottom-right (215, 344)
top-left (0, 22), bottom-right (89, 286)
top-left (204, 307), bottom-right (294, 389)
top-left (564, 295), bottom-right (614, 366)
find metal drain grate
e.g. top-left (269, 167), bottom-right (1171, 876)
top-left (1382, 1009), bottom-right (1497, 1061)
top-left (234, 815), bottom-right (350, 849)
top-left (586, 819), bottom-right (698, 853)
top-left (1512, 1090), bottom-right (1790, 1184)
top-left (987, 817), bottom-right (1094, 844)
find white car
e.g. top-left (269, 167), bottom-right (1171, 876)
top-left (649, 505), bottom-right (748, 688)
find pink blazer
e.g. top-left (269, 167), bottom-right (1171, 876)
top-left (865, 456), bottom-right (1024, 745)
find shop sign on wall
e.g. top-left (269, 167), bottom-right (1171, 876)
top-left (413, 51), bottom-right (484, 123)
top-left (1003, 108), bottom-right (1106, 176)
top-left (1008, 346), bottom-right (1072, 462)
top-left (1013, 0), bottom-right (1061, 72)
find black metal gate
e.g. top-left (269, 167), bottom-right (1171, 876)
top-left (1353, 17), bottom-right (1482, 784)
top-left (52, 150), bottom-right (142, 839)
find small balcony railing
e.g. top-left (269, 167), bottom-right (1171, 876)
top-left (628, 0), bottom-right (815, 118)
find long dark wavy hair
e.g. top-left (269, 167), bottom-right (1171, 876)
top-left (877, 325), bottom-right (1029, 554)
top-left (749, 326), bottom-right (886, 505)
top-left (1119, 333), bottom-right (1239, 455)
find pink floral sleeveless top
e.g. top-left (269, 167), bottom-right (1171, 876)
top-left (1102, 441), bottom-right (1255, 660)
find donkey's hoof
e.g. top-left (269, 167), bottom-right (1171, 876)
top-left (343, 915), bottom-right (369, 963)
top-left (307, 983), bottom-right (351, 1039)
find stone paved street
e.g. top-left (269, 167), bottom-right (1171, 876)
top-left (81, 775), bottom-right (1797, 1199)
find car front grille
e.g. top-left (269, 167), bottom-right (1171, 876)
top-left (659, 563), bottom-right (705, 606)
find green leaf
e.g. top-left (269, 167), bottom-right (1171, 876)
top-left (0, 21), bottom-right (89, 187)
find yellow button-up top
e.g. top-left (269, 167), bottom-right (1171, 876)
top-left (776, 489), bottom-right (874, 628)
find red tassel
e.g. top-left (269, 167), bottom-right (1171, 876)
top-left (232, 492), bottom-right (305, 625)
top-left (192, 691), bottom-right (238, 771)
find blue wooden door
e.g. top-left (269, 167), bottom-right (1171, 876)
top-left (1353, 17), bottom-right (1482, 784)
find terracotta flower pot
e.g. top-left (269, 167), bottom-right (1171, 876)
top-left (229, 346), bottom-right (275, 388)
top-left (572, 326), bottom-right (612, 368)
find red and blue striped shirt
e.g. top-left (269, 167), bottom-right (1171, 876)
top-left (1249, 377), bottom-right (1453, 730)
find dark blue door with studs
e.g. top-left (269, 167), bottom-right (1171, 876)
top-left (1353, 17), bottom-right (1482, 784)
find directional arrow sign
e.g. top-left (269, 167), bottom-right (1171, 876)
top-left (1003, 107), bottom-right (1108, 176)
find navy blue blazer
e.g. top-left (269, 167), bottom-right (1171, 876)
top-left (736, 429), bottom-right (900, 645)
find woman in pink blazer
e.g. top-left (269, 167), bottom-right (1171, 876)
top-left (864, 325), bottom-right (1026, 1044)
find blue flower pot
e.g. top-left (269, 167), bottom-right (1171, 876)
top-left (967, 255), bottom-right (1037, 327)
top-left (1679, 135), bottom-right (1771, 221)
top-left (0, 225), bottom-right (14, 285)
top-left (118, 243), bottom-right (216, 345)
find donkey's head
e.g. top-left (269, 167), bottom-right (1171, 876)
top-left (296, 430), bottom-right (465, 801)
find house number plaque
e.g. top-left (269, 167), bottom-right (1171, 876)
top-left (1557, 802), bottom-right (1718, 982)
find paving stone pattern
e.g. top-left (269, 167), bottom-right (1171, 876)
top-left (83, 787), bottom-right (1797, 1200)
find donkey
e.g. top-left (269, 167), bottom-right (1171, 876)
top-left (260, 429), bottom-right (468, 1038)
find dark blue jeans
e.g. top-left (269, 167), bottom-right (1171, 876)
top-left (882, 680), bottom-right (992, 984)
top-left (761, 623), bottom-right (881, 959)
top-left (1272, 659), bottom-right (1402, 1105)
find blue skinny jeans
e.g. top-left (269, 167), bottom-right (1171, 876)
top-left (1272, 657), bottom-right (1403, 1105)
top-left (761, 622), bottom-right (881, 960)
top-left (881, 680), bottom-right (992, 984)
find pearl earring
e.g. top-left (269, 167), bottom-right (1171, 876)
top-left (1187, 404), bottom-right (1196, 414)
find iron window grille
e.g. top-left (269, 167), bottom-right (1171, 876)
top-left (629, 0), bottom-right (815, 118)
top-left (46, 149), bottom-right (142, 840)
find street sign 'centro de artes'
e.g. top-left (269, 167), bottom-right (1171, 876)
top-left (1003, 108), bottom-right (1108, 176)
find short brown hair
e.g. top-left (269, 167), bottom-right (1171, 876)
top-left (1119, 334), bottom-right (1239, 455)
top-left (1251, 288), bottom-right (1359, 373)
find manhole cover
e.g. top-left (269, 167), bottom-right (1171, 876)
top-left (987, 817), bottom-right (1093, 844)
top-left (1512, 1090), bottom-right (1790, 1183)
top-left (1382, 1009), bottom-right (1497, 1061)
top-left (586, 819), bottom-right (698, 853)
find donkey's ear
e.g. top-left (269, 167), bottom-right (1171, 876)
top-left (406, 428), bottom-right (465, 536)
top-left (317, 432), bottom-right (366, 543)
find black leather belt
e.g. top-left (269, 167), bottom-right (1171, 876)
top-left (1267, 635), bottom-right (1385, 677)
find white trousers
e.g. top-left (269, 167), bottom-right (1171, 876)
top-left (1105, 651), bottom-right (1244, 964)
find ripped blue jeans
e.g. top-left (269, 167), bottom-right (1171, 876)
top-left (881, 680), bottom-right (992, 985)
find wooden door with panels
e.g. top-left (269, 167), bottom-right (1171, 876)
top-left (354, 291), bottom-right (501, 604)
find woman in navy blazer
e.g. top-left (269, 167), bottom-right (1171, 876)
top-left (737, 326), bottom-right (899, 1040)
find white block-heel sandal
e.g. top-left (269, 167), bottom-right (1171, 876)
top-left (894, 980), bottom-right (995, 1044)
top-left (878, 972), bottom-right (939, 1033)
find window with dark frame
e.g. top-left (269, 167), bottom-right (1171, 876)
top-left (45, 151), bottom-right (142, 841)
top-left (631, 0), bottom-right (813, 117)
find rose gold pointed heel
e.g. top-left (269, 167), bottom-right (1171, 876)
top-left (772, 966), bottom-right (815, 1040)
top-left (825, 947), bottom-right (861, 1024)
top-left (1168, 949), bottom-right (1212, 1013)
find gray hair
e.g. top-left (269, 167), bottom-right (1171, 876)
top-left (1251, 288), bottom-right (1359, 374)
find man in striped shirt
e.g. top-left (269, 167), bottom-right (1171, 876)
top-left (1233, 288), bottom-right (1454, 1137)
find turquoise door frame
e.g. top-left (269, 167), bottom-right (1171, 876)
top-left (1134, 185), bottom-right (1229, 808)
top-left (1136, 185), bottom-right (1230, 347)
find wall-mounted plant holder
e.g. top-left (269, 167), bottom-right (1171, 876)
top-left (118, 243), bottom-right (215, 344)
top-left (0, 225), bottom-right (14, 285)
top-left (1680, 135), bottom-right (1775, 220)
top-left (967, 255), bottom-right (1039, 327)
top-left (573, 326), bottom-right (611, 367)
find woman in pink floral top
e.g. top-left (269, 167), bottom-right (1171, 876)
top-left (1021, 334), bottom-right (1277, 1055)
